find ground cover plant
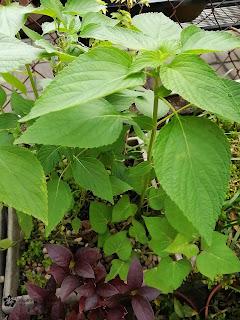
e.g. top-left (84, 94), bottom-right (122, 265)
top-left (0, 0), bottom-right (240, 319)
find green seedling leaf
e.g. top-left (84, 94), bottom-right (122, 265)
top-left (144, 257), bottom-right (191, 293)
top-left (104, 231), bottom-right (132, 261)
top-left (129, 219), bottom-right (148, 244)
top-left (45, 178), bottom-right (73, 236)
top-left (165, 234), bottom-right (199, 258)
top-left (196, 232), bottom-right (240, 280)
top-left (106, 259), bottom-right (130, 281)
top-left (161, 54), bottom-right (240, 123)
top-left (181, 25), bottom-right (240, 54)
top-left (153, 116), bottom-right (231, 244)
top-left (71, 217), bottom-right (81, 234)
top-left (21, 47), bottom-right (144, 121)
top-left (144, 216), bottom-right (176, 257)
top-left (0, 146), bottom-right (47, 222)
top-left (0, 238), bottom-right (15, 250)
top-left (72, 156), bottom-right (113, 202)
top-left (89, 202), bottom-right (112, 234)
top-left (112, 195), bottom-right (137, 223)
top-left (98, 229), bottom-right (111, 248)
top-left (17, 211), bottom-right (33, 239)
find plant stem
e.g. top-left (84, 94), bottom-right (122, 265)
top-left (139, 76), bottom-right (160, 208)
top-left (157, 103), bottom-right (192, 126)
top-left (26, 64), bottom-right (39, 99)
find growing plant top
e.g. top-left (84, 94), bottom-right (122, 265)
top-left (1, 0), bottom-right (240, 319)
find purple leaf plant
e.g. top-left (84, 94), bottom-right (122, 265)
top-left (9, 245), bottom-right (159, 320)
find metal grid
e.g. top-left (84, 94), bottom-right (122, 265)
top-left (167, 0), bottom-right (240, 80)
top-left (193, 1), bottom-right (240, 30)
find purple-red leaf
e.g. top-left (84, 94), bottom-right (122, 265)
top-left (131, 295), bottom-right (154, 320)
top-left (58, 276), bottom-right (81, 302)
top-left (106, 306), bottom-right (127, 320)
top-left (75, 247), bottom-right (101, 265)
top-left (94, 262), bottom-right (107, 283)
top-left (50, 298), bottom-right (65, 320)
top-left (76, 282), bottom-right (95, 298)
top-left (27, 283), bottom-right (48, 303)
top-left (138, 286), bottom-right (160, 301)
top-left (49, 264), bottom-right (69, 285)
top-left (127, 259), bottom-right (143, 290)
top-left (97, 283), bottom-right (119, 298)
top-left (84, 294), bottom-right (99, 311)
top-left (9, 301), bottom-right (30, 320)
top-left (45, 244), bottom-right (73, 268)
top-left (75, 260), bottom-right (95, 279)
top-left (45, 276), bottom-right (57, 294)
top-left (110, 278), bottom-right (129, 294)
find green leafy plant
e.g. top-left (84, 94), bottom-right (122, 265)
top-left (1, 0), bottom-right (240, 314)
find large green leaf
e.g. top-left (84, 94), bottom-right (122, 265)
top-left (45, 178), bottom-right (73, 236)
top-left (132, 13), bottom-right (181, 45)
top-left (0, 3), bottom-right (33, 37)
top-left (0, 146), bottom-right (47, 222)
top-left (0, 33), bottom-right (43, 73)
top-left (161, 54), bottom-right (240, 123)
top-left (80, 24), bottom-right (158, 50)
top-left (153, 117), bottom-right (231, 244)
top-left (81, 12), bottom-right (118, 29)
top-left (181, 25), bottom-right (240, 54)
top-left (164, 195), bottom-right (199, 240)
top-left (64, 0), bottom-right (106, 15)
top-left (196, 232), bottom-right (240, 280)
top-left (144, 257), bottom-right (191, 293)
top-left (16, 100), bottom-right (126, 148)
top-left (40, 0), bottom-right (63, 19)
top-left (72, 156), bottom-right (113, 202)
top-left (21, 47), bottom-right (144, 121)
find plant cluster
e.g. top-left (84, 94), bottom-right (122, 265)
top-left (0, 0), bottom-right (240, 318)
top-left (10, 245), bottom-right (159, 320)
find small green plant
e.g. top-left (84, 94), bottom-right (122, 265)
top-left (1, 1), bottom-right (240, 317)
